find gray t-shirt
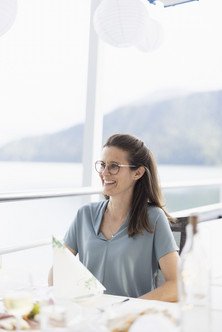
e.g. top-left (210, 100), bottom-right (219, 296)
top-left (64, 200), bottom-right (178, 298)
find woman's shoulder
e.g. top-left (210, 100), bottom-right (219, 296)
top-left (147, 204), bottom-right (168, 226)
top-left (147, 203), bottom-right (164, 215)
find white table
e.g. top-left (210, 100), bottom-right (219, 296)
top-left (0, 291), bottom-right (221, 331)
top-left (75, 293), bottom-right (222, 332)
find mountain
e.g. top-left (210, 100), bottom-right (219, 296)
top-left (0, 90), bottom-right (222, 165)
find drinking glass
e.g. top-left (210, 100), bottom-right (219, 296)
top-left (3, 290), bottom-right (34, 330)
top-left (1, 267), bottom-right (34, 330)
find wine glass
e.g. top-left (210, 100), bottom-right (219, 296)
top-left (3, 290), bottom-right (34, 330)
top-left (1, 267), bottom-right (34, 330)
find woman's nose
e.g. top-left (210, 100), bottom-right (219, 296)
top-left (101, 165), bottom-right (110, 175)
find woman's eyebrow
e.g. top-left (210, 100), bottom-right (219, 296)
top-left (101, 160), bottom-right (119, 164)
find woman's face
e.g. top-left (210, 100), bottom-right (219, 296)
top-left (98, 146), bottom-right (138, 199)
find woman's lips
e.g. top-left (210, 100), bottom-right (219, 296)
top-left (103, 180), bottom-right (116, 186)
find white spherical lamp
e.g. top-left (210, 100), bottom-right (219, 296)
top-left (136, 18), bottom-right (164, 52)
top-left (0, 0), bottom-right (17, 37)
top-left (93, 0), bottom-right (150, 48)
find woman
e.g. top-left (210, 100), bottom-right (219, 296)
top-left (50, 134), bottom-right (179, 301)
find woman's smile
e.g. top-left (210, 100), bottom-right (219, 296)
top-left (103, 179), bottom-right (116, 185)
top-left (103, 179), bottom-right (116, 190)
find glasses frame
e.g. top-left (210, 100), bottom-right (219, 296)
top-left (95, 160), bottom-right (136, 175)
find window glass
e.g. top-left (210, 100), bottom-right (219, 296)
top-left (97, 0), bottom-right (221, 114)
top-left (0, 0), bottom-right (90, 191)
top-left (95, 0), bottom-right (222, 210)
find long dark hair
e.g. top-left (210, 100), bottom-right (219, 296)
top-left (103, 134), bottom-right (172, 236)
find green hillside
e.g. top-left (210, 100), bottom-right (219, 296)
top-left (0, 90), bottom-right (221, 165)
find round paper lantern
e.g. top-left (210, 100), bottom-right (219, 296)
top-left (93, 0), bottom-right (150, 48)
top-left (0, 0), bottom-right (17, 37)
top-left (136, 18), bottom-right (164, 52)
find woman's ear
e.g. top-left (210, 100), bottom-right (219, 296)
top-left (134, 166), bottom-right (146, 180)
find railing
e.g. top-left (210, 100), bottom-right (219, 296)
top-left (1, 179), bottom-right (222, 203)
top-left (0, 186), bottom-right (102, 202)
top-left (1, 180), bottom-right (222, 266)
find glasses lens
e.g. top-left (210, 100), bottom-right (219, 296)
top-left (95, 161), bottom-right (105, 173)
top-left (108, 163), bottom-right (120, 174)
top-left (95, 161), bottom-right (121, 174)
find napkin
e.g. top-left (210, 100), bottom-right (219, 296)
top-left (52, 237), bottom-right (106, 301)
top-left (129, 314), bottom-right (177, 332)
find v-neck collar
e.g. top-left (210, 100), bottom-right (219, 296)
top-left (93, 200), bottom-right (109, 236)
top-left (93, 200), bottom-right (129, 240)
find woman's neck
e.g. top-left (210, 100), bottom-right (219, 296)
top-left (107, 197), bottom-right (131, 223)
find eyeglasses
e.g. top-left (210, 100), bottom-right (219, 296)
top-left (95, 160), bottom-right (136, 175)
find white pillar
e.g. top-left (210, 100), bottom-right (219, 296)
top-left (82, 0), bottom-right (103, 196)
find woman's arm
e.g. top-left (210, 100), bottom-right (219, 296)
top-left (139, 251), bottom-right (180, 302)
top-left (48, 246), bottom-right (77, 286)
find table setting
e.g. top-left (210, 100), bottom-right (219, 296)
top-left (0, 236), bottom-right (179, 331)
top-left (1, 231), bottom-right (222, 332)
top-left (0, 293), bottom-right (179, 332)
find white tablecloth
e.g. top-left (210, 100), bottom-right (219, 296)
top-left (73, 293), bottom-right (222, 332)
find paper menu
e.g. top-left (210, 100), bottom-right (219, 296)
top-left (52, 237), bottom-right (106, 301)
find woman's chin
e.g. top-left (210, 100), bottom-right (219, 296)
top-left (102, 189), bottom-right (110, 196)
top-left (102, 186), bottom-right (114, 196)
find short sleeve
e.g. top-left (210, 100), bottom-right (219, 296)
top-left (153, 209), bottom-right (178, 261)
top-left (63, 210), bottom-right (80, 253)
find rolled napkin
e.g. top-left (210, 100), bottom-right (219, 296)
top-left (52, 237), bottom-right (106, 301)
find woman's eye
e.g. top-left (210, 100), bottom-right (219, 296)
top-left (110, 164), bottom-right (119, 170)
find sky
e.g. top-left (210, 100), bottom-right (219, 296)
top-left (0, 0), bottom-right (222, 146)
